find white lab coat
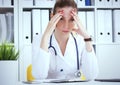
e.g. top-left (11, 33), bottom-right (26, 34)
top-left (32, 34), bottom-right (99, 80)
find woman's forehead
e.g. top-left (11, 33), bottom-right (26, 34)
top-left (57, 7), bottom-right (73, 13)
top-left (57, 7), bottom-right (74, 18)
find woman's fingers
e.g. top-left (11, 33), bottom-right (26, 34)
top-left (45, 13), bottom-right (63, 34)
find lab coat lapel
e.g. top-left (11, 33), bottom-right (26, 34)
top-left (52, 34), bottom-right (63, 57)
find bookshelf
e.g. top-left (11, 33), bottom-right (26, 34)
top-left (0, 0), bottom-right (18, 48)
top-left (17, 0), bottom-right (120, 81)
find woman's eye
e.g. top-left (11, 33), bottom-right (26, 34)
top-left (60, 18), bottom-right (63, 20)
top-left (71, 18), bottom-right (74, 21)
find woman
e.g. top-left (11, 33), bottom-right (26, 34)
top-left (32, 0), bottom-right (98, 80)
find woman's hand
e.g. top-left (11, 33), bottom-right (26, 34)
top-left (71, 10), bottom-right (90, 39)
top-left (40, 12), bottom-right (63, 51)
top-left (43, 12), bottom-right (63, 38)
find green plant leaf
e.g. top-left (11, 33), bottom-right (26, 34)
top-left (0, 42), bottom-right (19, 60)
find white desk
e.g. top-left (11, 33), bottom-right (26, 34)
top-left (18, 81), bottom-right (120, 85)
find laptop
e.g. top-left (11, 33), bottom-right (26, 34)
top-left (23, 78), bottom-right (90, 84)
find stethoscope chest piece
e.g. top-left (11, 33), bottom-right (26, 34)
top-left (75, 70), bottom-right (81, 77)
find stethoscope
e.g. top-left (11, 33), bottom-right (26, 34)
top-left (48, 33), bottom-right (81, 78)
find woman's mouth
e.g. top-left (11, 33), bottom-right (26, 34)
top-left (62, 30), bottom-right (69, 33)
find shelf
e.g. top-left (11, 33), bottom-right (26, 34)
top-left (96, 6), bottom-right (120, 10)
top-left (0, 6), bottom-right (14, 8)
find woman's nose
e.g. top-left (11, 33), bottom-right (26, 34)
top-left (63, 21), bottom-right (69, 29)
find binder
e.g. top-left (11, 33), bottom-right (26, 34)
top-left (104, 0), bottom-right (112, 6)
top-left (3, 0), bottom-right (11, 6)
top-left (74, 0), bottom-right (78, 3)
top-left (22, 0), bottom-right (33, 6)
top-left (0, 14), bottom-right (7, 43)
top-left (97, 10), bottom-right (113, 43)
top-left (96, 0), bottom-right (105, 6)
top-left (23, 11), bottom-right (32, 44)
top-left (85, 0), bottom-right (91, 6)
top-left (0, 0), bottom-right (2, 6)
top-left (41, 10), bottom-right (49, 34)
top-left (32, 9), bottom-right (41, 37)
top-left (104, 10), bottom-right (112, 43)
top-left (0, 16), bottom-right (2, 42)
top-left (97, 10), bottom-right (105, 43)
top-left (113, 10), bottom-right (120, 43)
top-left (86, 11), bottom-right (95, 42)
top-left (77, 0), bottom-right (85, 7)
top-left (5, 12), bottom-right (14, 43)
top-left (78, 11), bottom-right (87, 30)
top-left (112, 0), bottom-right (120, 7)
top-left (91, 0), bottom-right (95, 6)
top-left (35, 0), bottom-right (55, 8)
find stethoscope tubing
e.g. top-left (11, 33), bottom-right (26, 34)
top-left (48, 33), bottom-right (79, 71)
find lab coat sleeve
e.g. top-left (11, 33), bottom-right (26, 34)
top-left (80, 43), bottom-right (99, 80)
top-left (32, 35), bottom-right (50, 79)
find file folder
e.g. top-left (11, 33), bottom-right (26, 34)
top-left (85, 0), bottom-right (91, 6)
top-left (113, 10), bottom-right (120, 43)
top-left (0, 14), bottom-right (7, 43)
top-left (104, 10), bottom-right (112, 43)
top-left (112, 0), bottom-right (120, 7)
top-left (86, 11), bottom-right (95, 42)
top-left (96, 0), bottom-right (105, 6)
top-left (41, 10), bottom-right (49, 35)
top-left (23, 11), bottom-right (32, 44)
top-left (0, 0), bottom-right (2, 6)
top-left (22, 0), bottom-right (33, 6)
top-left (35, 0), bottom-right (55, 8)
top-left (3, 0), bottom-right (11, 6)
top-left (77, 0), bottom-right (85, 7)
top-left (78, 11), bottom-right (87, 30)
top-left (32, 9), bottom-right (41, 37)
top-left (104, 0), bottom-right (112, 6)
top-left (97, 10), bottom-right (105, 43)
top-left (5, 12), bottom-right (14, 43)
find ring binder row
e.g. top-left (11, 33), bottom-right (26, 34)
top-left (21, 0), bottom-right (120, 7)
top-left (0, 12), bottom-right (14, 43)
top-left (23, 9), bottom-right (49, 44)
top-left (0, 0), bottom-right (14, 6)
top-left (97, 9), bottom-right (120, 43)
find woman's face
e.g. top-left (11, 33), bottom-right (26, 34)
top-left (55, 7), bottom-right (76, 34)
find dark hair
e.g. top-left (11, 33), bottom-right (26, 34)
top-left (53, 0), bottom-right (77, 15)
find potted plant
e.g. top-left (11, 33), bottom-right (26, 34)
top-left (0, 42), bottom-right (19, 85)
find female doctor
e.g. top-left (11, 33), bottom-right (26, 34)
top-left (32, 0), bottom-right (99, 80)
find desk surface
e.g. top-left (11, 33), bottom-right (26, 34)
top-left (18, 80), bottom-right (120, 85)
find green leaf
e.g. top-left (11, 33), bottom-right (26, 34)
top-left (0, 42), bottom-right (19, 60)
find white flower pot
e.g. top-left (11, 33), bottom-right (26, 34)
top-left (0, 61), bottom-right (18, 85)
